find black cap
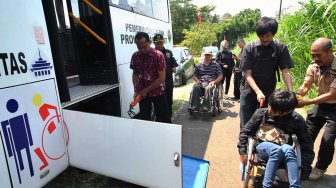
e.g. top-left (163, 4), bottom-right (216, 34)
top-left (153, 34), bottom-right (164, 42)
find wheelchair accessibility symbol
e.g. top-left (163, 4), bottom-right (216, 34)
top-left (0, 94), bottom-right (68, 184)
top-left (32, 94), bottom-right (69, 171)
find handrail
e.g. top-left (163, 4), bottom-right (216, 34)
top-left (68, 12), bottom-right (106, 45)
top-left (82, 0), bottom-right (102, 15)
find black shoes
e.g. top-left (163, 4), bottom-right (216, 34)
top-left (202, 107), bottom-right (209, 112)
top-left (188, 106), bottom-right (197, 112)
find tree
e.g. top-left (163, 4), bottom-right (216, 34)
top-left (180, 22), bottom-right (217, 55)
top-left (199, 5), bottom-right (216, 23)
top-left (214, 9), bottom-right (261, 48)
top-left (170, 0), bottom-right (197, 44)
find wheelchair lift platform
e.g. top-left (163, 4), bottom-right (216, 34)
top-left (183, 155), bottom-right (210, 188)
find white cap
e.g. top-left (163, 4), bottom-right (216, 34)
top-left (204, 49), bottom-right (212, 55)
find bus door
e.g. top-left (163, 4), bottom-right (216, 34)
top-left (63, 109), bottom-right (182, 188)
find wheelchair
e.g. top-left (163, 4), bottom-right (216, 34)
top-left (242, 135), bottom-right (302, 188)
top-left (188, 83), bottom-right (224, 116)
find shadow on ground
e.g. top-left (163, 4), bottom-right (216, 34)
top-left (44, 167), bottom-right (143, 188)
top-left (175, 96), bottom-right (239, 159)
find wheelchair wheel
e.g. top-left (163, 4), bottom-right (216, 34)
top-left (243, 160), bottom-right (251, 188)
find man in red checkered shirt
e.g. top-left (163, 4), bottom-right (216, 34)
top-left (130, 32), bottom-right (171, 123)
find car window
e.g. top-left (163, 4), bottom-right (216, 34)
top-left (172, 49), bottom-right (182, 63)
top-left (182, 49), bottom-right (188, 58)
top-left (184, 49), bottom-right (191, 57)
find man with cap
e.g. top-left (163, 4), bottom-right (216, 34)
top-left (189, 49), bottom-right (223, 112)
top-left (153, 33), bottom-right (178, 120)
top-left (296, 37), bottom-right (336, 180)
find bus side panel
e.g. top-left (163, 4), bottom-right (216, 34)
top-left (0, 137), bottom-right (11, 187)
top-left (0, 0), bottom-right (56, 88)
top-left (0, 79), bottom-right (68, 187)
top-left (118, 63), bottom-right (139, 118)
top-left (109, 6), bottom-right (173, 118)
top-left (64, 109), bottom-right (182, 188)
top-left (0, 0), bottom-right (68, 186)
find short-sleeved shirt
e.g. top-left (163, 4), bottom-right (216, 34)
top-left (130, 48), bottom-right (166, 97)
top-left (194, 61), bottom-right (222, 84)
top-left (242, 40), bottom-right (293, 94)
top-left (304, 53), bottom-right (336, 104)
top-left (160, 47), bottom-right (178, 85)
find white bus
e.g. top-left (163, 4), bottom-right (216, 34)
top-left (0, 0), bottom-right (208, 187)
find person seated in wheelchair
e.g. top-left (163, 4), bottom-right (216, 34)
top-left (238, 89), bottom-right (315, 187)
top-left (188, 49), bottom-right (223, 112)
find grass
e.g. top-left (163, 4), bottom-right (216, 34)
top-left (172, 80), bottom-right (195, 117)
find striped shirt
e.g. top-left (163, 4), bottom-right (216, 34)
top-left (194, 61), bottom-right (222, 84)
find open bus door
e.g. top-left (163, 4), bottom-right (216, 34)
top-left (63, 109), bottom-right (182, 187)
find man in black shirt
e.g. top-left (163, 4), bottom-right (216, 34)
top-left (215, 40), bottom-right (235, 96)
top-left (240, 17), bottom-right (293, 129)
top-left (233, 39), bottom-right (246, 100)
top-left (153, 34), bottom-right (178, 120)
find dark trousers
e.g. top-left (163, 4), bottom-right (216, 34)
top-left (190, 84), bottom-right (215, 109)
top-left (139, 94), bottom-right (172, 123)
top-left (239, 91), bottom-right (270, 129)
top-left (233, 72), bottom-right (242, 99)
top-left (221, 68), bottom-right (232, 95)
top-left (165, 84), bottom-right (174, 119)
top-left (306, 104), bottom-right (336, 170)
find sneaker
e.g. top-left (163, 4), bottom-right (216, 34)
top-left (309, 167), bottom-right (327, 180)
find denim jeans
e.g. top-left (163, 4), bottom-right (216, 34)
top-left (256, 142), bottom-right (300, 188)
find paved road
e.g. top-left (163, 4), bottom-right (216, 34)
top-left (174, 80), bottom-right (336, 188)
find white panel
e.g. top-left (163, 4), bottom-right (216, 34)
top-left (109, 6), bottom-right (173, 67)
top-left (0, 0), bottom-right (56, 88)
top-left (118, 63), bottom-right (139, 118)
top-left (64, 109), bottom-right (182, 188)
top-left (0, 136), bottom-right (12, 188)
top-left (0, 79), bottom-right (68, 187)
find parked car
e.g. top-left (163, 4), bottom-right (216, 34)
top-left (200, 46), bottom-right (219, 62)
top-left (172, 47), bottom-right (195, 85)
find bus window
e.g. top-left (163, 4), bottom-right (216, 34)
top-left (152, 0), bottom-right (168, 22)
top-left (110, 0), bottom-right (133, 11)
top-left (71, 0), bottom-right (80, 18)
top-left (133, 0), bottom-right (153, 17)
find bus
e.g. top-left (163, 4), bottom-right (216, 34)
top-left (0, 0), bottom-right (208, 187)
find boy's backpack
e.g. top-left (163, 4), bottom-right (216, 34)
top-left (250, 39), bottom-right (286, 82)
